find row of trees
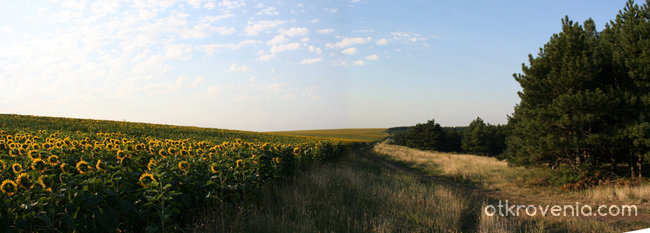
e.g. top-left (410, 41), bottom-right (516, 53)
top-left (507, 0), bottom-right (648, 177)
top-left (392, 0), bottom-right (648, 178)
top-left (390, 117), bottom-right (507, 157)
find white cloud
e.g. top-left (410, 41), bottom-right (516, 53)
top-left (267, 34), bottom-right (288, 45)
top-left (366, 54), bottom-right (379, 61)
top-left (324, 8), bottom-right (338, 13)
top-left (376, 38), bottom-right (388, 45)
top-left (203, 2), bottom-right (216, 9)
top-left (199, 39), bottom-right (259, 56)
top-left (219, 0), bottom-right (246, 9)
top-left (299, 57), bottom-right (322, 64)
top-left (256, 6), bottom-right (279, 16)
top-left (187, 0), bottom-right (203, 8)
top-left (316, 28), bottom-right (334, 34)
top-left (354, 60), bottom-right (365, 66)
top-left (164, 43), bottom-right (192, 60)
top-left (280, 27), bottom-right (309, 37)
top-left (341, 47), bottom-right (357, 55)
top-left (391, 32), bottom-right (429, 42)
top-left (327, 37), bottom-right (371, 48)
top-left (215, 26), bottom-right (236, 35)
top-left (226, 63), bottom-right (250, 72)
top-left (245, 20), bottom-right (286, 36)
top-left (204, 13), bottom-right (233, 22)
top-left (308, 46), bottom-right (323, 54)
top-left (270, 42), bottom-right (300, 54)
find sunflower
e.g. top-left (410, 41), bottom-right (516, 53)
top-left (76, 160), bottom-right (91, 174)
top-left (1, 180), bottom-right (18, 196)
top-left (95, 160), bottom-right (106, 172)
top-left (180, 149), bottom-right (189, 157)
top-left (138, 173), bottom-right (157, 187)
top-left (158, 149), bottom-right (168, 158)
top-left (0, 160), bottom-right (5, 171)
top-left (116, 150), bottom-right (126, 159)
top-left (293, 147), bottom-right (301, 156)
top-left (167, 147), bottom-right (177, 156)
top-left (31, 158), bottom-right (47, 173)
top-left (37, 175), bottom-right (52, 192)
top-left (8, 149), bottom-right (18, 157)
top-left (236, 159), bottom-right (244, 168)
top-left (60, 163), bottom-right (70, 174)
top-left (12, 163), bottom-right (22, 174)
top-left (178, 161), bottom-right (189, 172)
top-left (147, 159), bottom-right (157, 170)
top-left (46, 155), bottom-right (59, 166)
top-left (210, 163), bottom-right (219, 174)
top-left (16, 173), bottom-right (32, 190)
top-left (28, 150), bottom-right (42, 160)
top-left (273, 157), bottom-right (280, 164)
top-left (31, 143), bottom-right (41, 151)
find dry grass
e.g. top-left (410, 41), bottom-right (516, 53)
top-left (372, 142), bottom-right (553, 198)
top-left (269, 128), bottom-right (388, 142)
top-left (190, 152), bottom-right (481, 232)
top-left (373, 142), bottom-right (650, 205)
top-left (188, 147), bottom-right (630, 233)
top-left (586, 185), bottom-right (650, 204)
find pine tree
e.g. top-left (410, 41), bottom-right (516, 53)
top-left (507, 17), bottom-right (621, 171)
top-left (602, 0), bottom-right (650, 177)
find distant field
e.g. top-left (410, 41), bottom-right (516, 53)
top-left (270, 128), bottom-right (388, 142)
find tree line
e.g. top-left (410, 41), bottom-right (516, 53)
top-left (391, 0), bottom-right (649, 178)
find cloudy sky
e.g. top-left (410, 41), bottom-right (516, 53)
top-left (0, 0), bottom-right (626, 131)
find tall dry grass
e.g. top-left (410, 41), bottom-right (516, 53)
top-left (189, 149), bottom-right (623, 233)
top-left (373, 142), bottom-right (650, 204)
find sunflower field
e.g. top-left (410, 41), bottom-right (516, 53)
top-left (0, 114), bottom-right (362, 232)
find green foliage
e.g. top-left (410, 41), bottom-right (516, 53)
top-left (507, 0), bottom-right (649, 177)
top-left (0, 114), bottom-right (363, 232)
top-left (461, 117), bottom-right (507, 156)
top-left (390, 118), bottom-right (463, 153)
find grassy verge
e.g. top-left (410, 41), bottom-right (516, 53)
top-left (189, 148), bottom-right (621, 233)
top-left (372, 142), bottom-right (650, 231)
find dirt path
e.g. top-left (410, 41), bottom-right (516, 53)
top-left (363, 142), bottom-right (650, 228)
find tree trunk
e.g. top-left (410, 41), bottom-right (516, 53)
top-left (638, 153), bottom-right (643, 178)
top-left (629, 152), bottom-right (636, 178)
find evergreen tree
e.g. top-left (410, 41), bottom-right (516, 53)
top-left (507, 16), bottom-right (622, 171)
top-left (601, 0), bottom-right (650, 177)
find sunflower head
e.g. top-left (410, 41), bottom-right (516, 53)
top-left (60, 163), bottom-right (70, 174)
top-left (11, 163), bottom-right (22, 174)
top-left (37, 175), bottom-right (52, 192)
top-left (138, 173), bottom-right (158, 187)
top-left (158, 149), bottom-right (168, 158)
top-left (47, 155), bottom-right (60, 166)
top-left (178, 161), bottom-right (189, 172)
top-left (0, 160), bottom-right (5, 171)
top-left (1, 179), bottom-right (18, 196)
top-left (147, 159), bottom-right (157, 171)
top-left (95, 160), bottom-right (106, 172)
top-left (236, 159), bottom-right (244, 168)
top-left (16, 173), bottom-right (32, 190)
top-left (210, 163), bottom-right (219, 174)
top-left (293, 147), bottom-right (301, 156)
top-left (76, 160), bottom-right (91, 174)
top-left (167, 147), bottom-right (177, 156)
top-left (31, 158), bottom-right (47, 173)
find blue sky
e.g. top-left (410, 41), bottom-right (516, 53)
top-left (0, 0), bottom-right (628, 131)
